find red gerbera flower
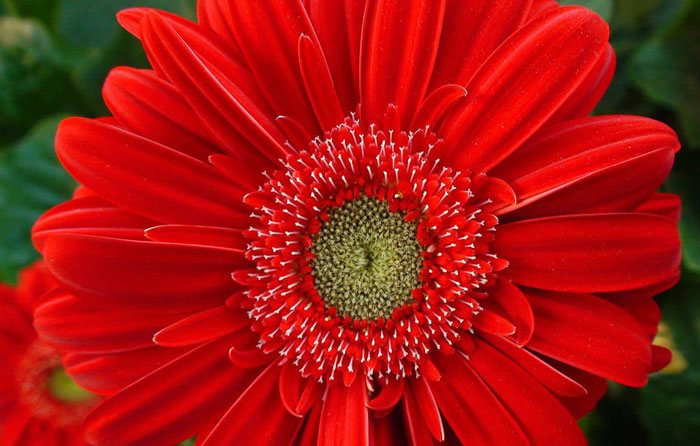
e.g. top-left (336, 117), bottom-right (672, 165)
top-left (0, 263), bottom-right (98, 445)
top-left (32, 0), bottom-right (681, 445)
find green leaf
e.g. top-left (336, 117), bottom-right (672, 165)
top-left (57, 0), bottom-right (195, 47)
top-left (627, 4), bottom-right (700, 147)
top-left (54, 0), bottom-right (196, 114)
top-left (0, 17), bottom-right (78, 143)
top-left (560, 0), bottom-right (614, 20)
top-left (9, 0), bottom-right (59, 28)
top-left (641, 278), bottom-right (700, 446)
top-left (0, 115), bottom-right (74, 283)
top-left (667, 171), bottom-right (700, 273)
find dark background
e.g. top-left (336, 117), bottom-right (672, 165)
top-left (0, 0), bottom-right (698, 444)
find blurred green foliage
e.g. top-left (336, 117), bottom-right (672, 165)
top-left (0, 0), bottom-right (698, 444)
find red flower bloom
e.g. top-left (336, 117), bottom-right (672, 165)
top-left (0, 263), bottom-right (98, 445)
top-left (33, 1), bottom-right (681, 445)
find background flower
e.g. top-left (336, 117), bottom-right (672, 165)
top-left (0, 262), bottom-right (98, 445)
top-left (0, 0), bottom-right (698, 445)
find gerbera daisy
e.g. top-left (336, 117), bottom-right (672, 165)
top-left (0, 262), bottom-right (98, 445)
top-left (32, 0), bottom-right (681, 445)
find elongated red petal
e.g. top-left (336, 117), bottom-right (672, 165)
top-left (430, 352), bottom-right (528, 445)
top-left (488, 279), bottom-right (534, 346)
top-left (34, 290), bottom-right (182, 354)
top-left (637, 193), bottom-right (681, 224)
top-left (140, 12), bottom-right (287, 165)
top-left (63, 346), bottom-right (188, 395)
top-left (470, 339), bottom-right (586, 445)
top-left (547, 43), bottom-right (616, 123)
top-left (228, 1), bottom-right (321, 135)
top-left (308, 0), bottom-right (364, 112)
top-left (103, 67), bottom-right (218, 161)
top-left (482, 334), bottom-right (586, 397)
top-left (196, 0), bottom-right (242, 58)
top-left (361, 0), bottom-right (445, 125)
top-left (201, 364), bottom-right (303, 445)
top-left (145, 225), bottom-right (246, 250)
top-left (319, 378), bottom-right (369, 446)
top-left (366, 379), bottom-right (403, 411)
top-left (473, 309), bottom-right (516, 336)
top-left (496, 214), bottom-right (681, 292)
top-left (298, 34), bottom-right (345, 130)
top-left (430, 0), bottom-right (532, 89)
top-left (153, 306), bottom-right (249, 347)
top-left (85, 336), bottom-right (260, 446)
top-left (43, 234), bottom-right (244, 311)
top-left (442, 6), bottom-right (609, 173)
top-left (401, 386), bottom-right (436, 446)
top-left (32, 196), bottom-right (153, 251)
top-left (411, 84), bottom-right (468, 130)
top-left (409, 376), bottom-right (444, 441)
top-left (55, 117), bottom-right (248, 226)
top-left (117, 8), bottom-right (267, 110)
top-left (496, 116), bottom-right (679, 218)
top-left (526, 290), bottom-right (652, 386)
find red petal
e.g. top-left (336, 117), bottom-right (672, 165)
top-left (606, 294), bottom-right (661, 339)
top-left (650, 345), bottom-right (672, 373)
top-left (319, 378), bottom-right (369, 446)
top-left (228, 346), bottom-right (273, 369)
top-left (227, 1), bottom-right (321, 135)
top-left (44, 234), bottom-right (244, 311)
top-left (442, 6), bottom-right (609, 173)
top-left (488, 279), bottom-right (534, 346)
top-left (496, 116), bottom-right (679, 218)
top-left (373, 408), bottom-right (409, 446)
top-left (412, 84), bottom-right (468, 131)
top-left (196, 0), bottom-right (242, 59)
top-left (547, 43), bottom-right (616, 123)
top-left (526, 290), bottom-right (652, 387)
top-left (473, 309), bottom-right (516, 337)
top-left (401, 386), bottom-right (436, 446)
top-left (279, 362), bottom-right (307, 417)
top-left (103, 67), bottom-right (218, 161)
top-left (637, 193), bottom-right (681, 225)
top-left (409, 376), bottom-right (444, 441)
top-left (201, 364), bottom-right (304, 445)
top-left (308, 0), bottom-right (364, 113)
top-left (430, 352), bottom-right (528, 445)
top-left (85, 336), bottom-right (260, 445)
top-left (32, 196), bottom-right (153, 251)
top-left (139, 12), bottom-right (286, 167)
top-left (528, 0), bottom-right (558, 19)
top-left (361, 0), bottom-right (446, 126)
top-left (34, 289), bottom-right (182, 354)
top-left (56, 117), bottom-right (248, 226)
top-left (496, 213), bottom-right (681, 292)
top-left (469, 339), bottom-right (587, 446)
top-left (554, 365), bottom-right (608, 419)
top-left (63, 346), bottom-right (188, 395)
top-left (298, 34), bottom-right (345, 131)
top-left (117, 8), bottom-right (268, 111)
top-left (145, 225), bottom-right (246, 250)
top-left (366, 379), bottom-right (403, 412)
top-left (430, 0), bottom-right (532, 89)
top-left (153, 306), bottom-right (249, 347)
top-left (482, 334), bottom-right (586, 397)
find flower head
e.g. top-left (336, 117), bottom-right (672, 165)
top-left (0, 263), bottom-right (97, 445)
top-left (33, 1), bottom-right (681, 445)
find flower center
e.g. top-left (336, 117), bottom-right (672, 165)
top-left (242, 116), bottom-right (511, 383)
top-left (48, 367), bottom-right (94, 403)
top-left (16, 341), bottom-right (97, 426)
top-left (312, 195), bottom-right (422, 320)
